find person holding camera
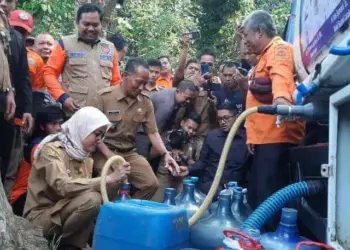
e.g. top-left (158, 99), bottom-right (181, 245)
top-left (189, 102), bottom-right (250, 195)
top-left (152, 112), bottom-right (202, 202)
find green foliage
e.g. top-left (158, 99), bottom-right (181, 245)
top-left (18, 0), bottom-right (76, 39)
top-left (17, 0), bottom-right (291, 66)
top-left (195, 0), bottom-right (240, 50)
top-left (113, 0), bottom-right (200, 64)
top-left (196, 0), bottom-right (291, 61)
top-left (212, 0), bottom-right (256, 60)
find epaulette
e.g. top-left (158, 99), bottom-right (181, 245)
top-left (41, 141), bottom-right (63, 157)
top-left (98, 86), bottom-right (115, 96)
top-left (140, 91), bottom-right (151, 99)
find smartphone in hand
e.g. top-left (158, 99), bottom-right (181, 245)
top-left (183, 30), bottom-right (201, 40)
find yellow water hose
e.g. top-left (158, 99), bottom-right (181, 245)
top-left (100, 155), bottom-right (127, 203)
top-left (99, 107), bottom-right (259, 227)
top-left (188, 107), bottom-right (258, 227)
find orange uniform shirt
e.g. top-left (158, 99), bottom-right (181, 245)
top-left (10, 144), bottom-right (39, 205)
top-left (27, 48), bottom-right (45, 90)
top-left (156, 74), bottom-right (173, 89)
top-left (245, 37), bottom-right (305, 145)
top-left (43, 42), bottom-right (121, 101)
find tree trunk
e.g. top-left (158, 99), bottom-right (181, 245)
top-left (102, 0), bottom-right (119, 29)
top-left (0, 179), bottom-right (48, 250)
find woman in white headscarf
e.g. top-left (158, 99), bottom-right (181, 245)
top-left (23, 107), bottom-right (131, 250)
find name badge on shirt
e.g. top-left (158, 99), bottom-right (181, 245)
top-left (100, 54), bottom-right (113, 62)
top-left (108, 110), bottom-right (120, 130)
top-left (108, 110), bottom-right (120, 115)
top-left (68, 52), bottom-right (86, 58)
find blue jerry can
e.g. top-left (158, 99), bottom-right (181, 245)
top-left (93, 199), bottom-right (190, 250)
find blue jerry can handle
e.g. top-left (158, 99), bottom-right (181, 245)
top-left (329, 39), bottom-right (350, 55)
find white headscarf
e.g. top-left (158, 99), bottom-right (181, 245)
top-left (34, 107), bottom-right (111, 161)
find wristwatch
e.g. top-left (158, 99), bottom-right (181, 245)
top-left (3, 87), bottom-right (15, 93)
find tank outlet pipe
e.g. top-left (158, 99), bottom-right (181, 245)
top-left (241, 180), bottom-right (326, 230)
top-left (100, 155), bottom-right (127, 203)
top-left (189, 102), bottom-right (327, 227)
top-left (257, 102), bottom-right (328, 121)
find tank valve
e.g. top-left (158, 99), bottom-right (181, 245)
top-left (276, 115), bottom-right (282, 128)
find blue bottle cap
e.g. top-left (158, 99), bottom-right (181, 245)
top-left (227, 181), bottom-right (238, 188)
top-left (183, 179), bottom-right (193, 184)
top-left (190, 176), bottom-right (199, 183)
top-left (165, 188), bottom-right (176, 195)
top-left (281, 208), bottom-right (298, 225)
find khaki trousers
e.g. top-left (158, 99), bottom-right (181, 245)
top-left (28, 192), bottom-right (102, 248)
top-left (151, 159), bottom-right (182, 202)
top-left (93, 150), bottom-right (159, 200)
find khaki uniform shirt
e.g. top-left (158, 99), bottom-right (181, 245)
top-left (90, 84), bottom-right (158, 152)
top-left (193, 90), bottom-right (216, 137)
top-left (143, 85), bottom-right (164, 96)
top-left (24, 141), bottom-right (101, 226)
top-left (0, 9), bottom-right (11, 92)
top-left (178, 90), bottom-right (216, 137)
top-left (183, 138), bottom-right (203, 162)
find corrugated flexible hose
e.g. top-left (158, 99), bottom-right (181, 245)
top-left (241, 180), bottom-right (326, 230)
top-left (99, 105), bottom-right (326, 230)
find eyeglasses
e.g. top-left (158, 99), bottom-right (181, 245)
top-left (217, 115), bottom-right (235, 123)
top-left (95, 131), bottom-right (106, 141)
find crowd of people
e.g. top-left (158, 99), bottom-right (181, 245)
top-left (0, 1), bottom-right (305, 250)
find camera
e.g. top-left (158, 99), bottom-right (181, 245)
top-left (166, 128), bottom-right (189, 150)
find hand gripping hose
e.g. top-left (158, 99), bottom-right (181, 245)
top-left (241, 180), bottom-right (326, 230)
top-left (189, 107), bottom-right (258, 226)
top-left (100, 155), bottom-right (127, 203)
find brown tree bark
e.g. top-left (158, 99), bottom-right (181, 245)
top-left (0, 179), bottom-right (48, 250)
top-left (101, 0), bottom-right (119, 29)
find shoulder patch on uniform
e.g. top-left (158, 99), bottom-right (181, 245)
top-left (100, 42), bottom-right (112, 55)
top-left (274, 45), bottom-right (290, 60)
top-left (42, 142), bottom-right (61, 157)
top-left (28, 57), bottom-right (37, 67)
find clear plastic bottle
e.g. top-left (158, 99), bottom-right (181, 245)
top-left (116, 183), bottom-right (131, 201)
